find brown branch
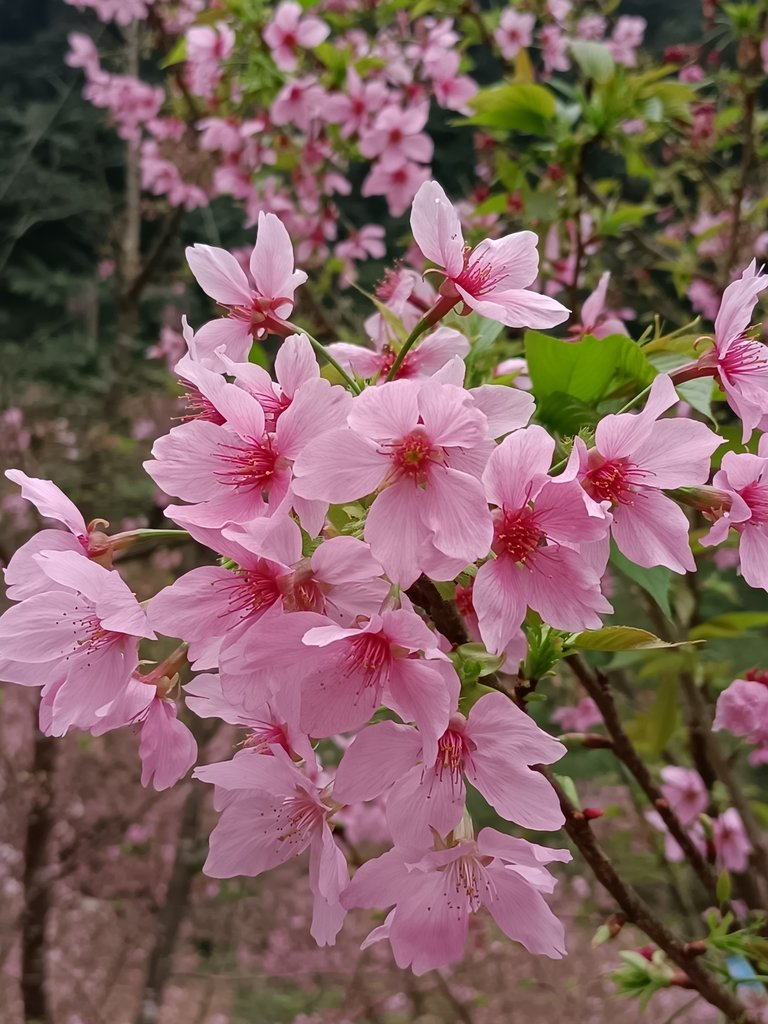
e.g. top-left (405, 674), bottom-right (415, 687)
top-left (544, 768), bottom-right (757, 1024)
top-left (566, 653), bottom-right (720, 900)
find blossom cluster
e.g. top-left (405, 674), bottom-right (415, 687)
top-left (3, 180), bottom-right (768, 975)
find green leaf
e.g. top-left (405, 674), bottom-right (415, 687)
top-left (554, 773), bottom-right (581, 809)
top-left (626, 677), bottom-right (680, 755)
top-left (600, 204), bottom-right (656, 236)
top-left (570, 626), bottom-right (680, 651)
top-left (524, 331), bottom-right (655, 430)
top-left (610, 542), bottom-right (673, 619)
top-left (160, 37), bottom-right (187, 68)
top-left (466, 82), bottom-right (556, 133)
top-left (569, 40), bottom-right (615, 83)
top-left (689, 612), bottom-right (768, 641)
top-left (455, 643), bottom-right (506, 677)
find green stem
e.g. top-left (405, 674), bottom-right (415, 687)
top-left (385, 316), bottom-right (430, 382)
top-left (290, 326), bottom-right (361, 394)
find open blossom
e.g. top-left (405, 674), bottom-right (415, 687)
top-left (324, 68), bottom-right (389, 138)
top-left (292, 378), bottom-right (494, 587)
top-left (342, 829), bottom-right (570, 973)
top-left (362, 160), bottom-right (431, 218)
top-left (574, 374), bottom-right (722, 573)
top-left (326, 326), bottom-right (470, 383)
top-left (713, 809), bottom-right (752, 872)
top-left (0, 551), bottom-right (153, 734)
top-left (334, 692), bottom-right (565, 843)
top-left (696, 261), bottom-right (768, 442)
top-left (2, 470), bottom-right (110, 599)
top-left (186, 213), bottom-right (307, 362)
top-left (659, 767), bottom-right (708, 825)
top-left (185, 23), bottom-right (235, 98)
top-left (551, 697), bottom-right (601, 733)
top-left (495, 10), bottom-right (535, 60)
top-left (195, 747), bottom-right (347, 946)
top-left (359, 104), bottom-right (434, 169)
top-left (263, 2), bottom-right (329, 71)
top-left (713, 671), bottom-right (768, 745)
top-left (410, 181), bottom-right (569, 328)
top-left (229, 607), bottom-right (458, 756)
top-left (145, 358), bottom-right (351, 533)
top-left (474, 425), bottom-right (611, 655)
top-left (700, 435), bottom-right (768, 590)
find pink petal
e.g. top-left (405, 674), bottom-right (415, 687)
top-left (422, 465), bottom-right (493, 562)
top-left (469, 384), bottom-right (534, 437)
top-left (525, 546), bottom-right (610, 631)
top-left (193, 317), bottom-right (254, 364)
top-left (467, 231), bottom-right (540, 291)
top-left (386, 764), bottom-right (464, 844)
top-left (363, 482), bottom-right (433, 587)
top-left (276, 378), bottom-right (353, 460)
top-left (482, 424), bottom-right (554, 510)
top-left (139, 699), bottom-right (198, 790)
top-left (348, 379), bottom-right (420, 440)
top-left (292, 428), bottom-right (384, 502)
top-left (186, 244), bottom-right (252, 305)
top-left (5, 470), bottom-right (86, 536)
top-left (386, 659), bottom-right (453, 763)
top-left (739, 526), bottom-right (768, 590)
top-left (251, 211), bottom-right (306, 307)
top-left (483, 864), bottom-right (567, 958)
top-left (473, 557), bottom-right (527, 655)
top-left (612, 489), bottom-right (695, 573)
top-left (275, 333), bottom-right (319, 396)
top-left (409, 180), bottom-right (465, 278)
top-left (629, 418), bottom-right (721, 488)
top-left (595, 374), bottom-right (678, 460)
top-left (333, 721), bottom-right (421, 803)
top-left (417, 380), bottom-right (487, 448)
top-left (464, 288), bottom-right (570, 329)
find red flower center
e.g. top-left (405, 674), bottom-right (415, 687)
top-left (217, 438), bottom-right (282, 493)
top-left (583, 457), bottom-right (639, 506)
top-left (389, 430), bottom-right (436, 482)
top-left (495, 507), bottom-right (544, 564)
top-left (342, 632), bottom-right (392, 690)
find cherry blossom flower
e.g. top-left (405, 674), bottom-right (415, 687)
top-left (608, 16), bottom-right (646, 67)
top-left (334, 692), bottom-right (565, 843)
top-left (713, 809), bottom-right (752, 873)
top-left (185, 23), bottom-right (235, 98)
top-left (713, 671), bottom-right (768, 745)
top-left (359, 104), bottom-right (434, 168)
top-left (494, 11), bottom-right (535, 60)
top-left (186, 213), bottom-right (307, 360)
top-left (195, 747), bottom-right (347, 946)
top-left (145, 361), bottom-right (351, 532)
top-left (431, 52), bottom-right (477, 114)
top-left (362, 160), bottom-right (431, 218)
top-left (474, 425), bottom-right (611, 655)
top-left (540, 26), bottom-right (570, 75)
top-left (324, 68), bottom-right (389, 138)
top-left (700, 436), bottom-right (768, 589)
top-left (551, 697), bottom-right (601, 733)
top-left (574, 374), bottom-right (722, 573)
top-left (292, 378), bottom-right (494, 587)
top-left (326, 326), bottom-right (470, 382)
top-left (0, 550), bottom-right (153, 734)
top-left (342, 829), bottom-right (570, 973)
top-left (684, 261), bottom-right (768, 442)
top-left (659, 767), bottom-right (708, 826)
top-left (271, 76), bottom-right (326, 131)
top-left (263, 2), bottom-right (329, 72)
top-left (410, 181), bottom-right (569, 328)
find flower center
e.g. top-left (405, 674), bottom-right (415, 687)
top-left (73, 613), bottom-right (114, 654)
top-left (389, 430), bottom-right (436, 482)
top-left (495, 507), bottom-right (544, 564)
top-left (280, 563), bottom-right (327, 613)
top-left (740, 482), bottom-right (768, 525)
top-left (177, 378), bottom-right (226, 424)
top-left (216, 438), bottom-right (282, 493)
top-left (718, 334), bottom-right (768, 384)
top-left (456, 245), bottom-right (506, 297)
top-left (242, 719), bottom-right (291, 755)
top-left (220, 568), bottom-right (282, 622)
top-left (433, 722), bottom-right (473, 789)
top-left (273, 788), bottom-right (324, 850)
top-left (583, 456), bottom-right (640, 506)
top-left (441, 854), bottom-right (495, 915)
top-left (341, 632), bottom-right (392, 691)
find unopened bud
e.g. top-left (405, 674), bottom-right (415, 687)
top-left (684, 940), bottom-right (707, 957)
top-left (583, 807), bottom-right (604, 821)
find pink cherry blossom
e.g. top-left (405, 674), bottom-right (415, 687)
top-left (410, 181), bottom-right (569, 328)
top-left (342, 829), bottom-right (570, 973)
top-left (0, 550), bottom-right (153, 734)
top-left (713, 809), bottom-right (752, 873)
top-left (569, 272), bottom-right (630, 340)
top-left (551, 696), bottom-right (602, 733)
top-left (474, 425), bottom-right (611, 655)
top-left (326, 326), bottom-right (470, 383)
top-left (713, 672), bottom-right (768, 745)
top-left (334, 692), bottom-right (565, 843)
top-left (431, 52), bottom-right (477, 114)
top-left (540, 25), bottom-right (570, 75)
top-left (359, 104), bottom-right (434, 169)
top-left (575, 374), bottom-right (722, 573)
top-left (324, 68), bottom-right (389, 138)
top-left (145, 362), bottom-right (351, 532)
top-left (186, 213), bottom-right (307, 360)
top-left (194, 747), bottom-right (347, 946)
top-left (495, 11), bottom-right (535, 60)
top-left (271, 76), bottom-right (326, 131)
top-left (263, 2), bottom-right (329, 72)
top-left (659, 766), bottom-right (708, 826)
top-left (185, 23), bottom-right (235, 98)
top-left (608, 16), bottom-right (646, 67)
top-left (362, 160), bottom-right (431, 218)
top-left (292, 378), bottom-right (494, 587)
top-left (700, 436), bottom-right (768, 590)
top-left (695, 261), bottom-right (768, 442)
